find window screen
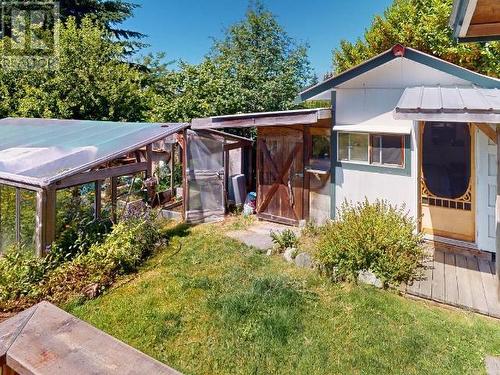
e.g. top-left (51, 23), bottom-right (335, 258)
top-left (311, 135), bottom-right (330, 160)
top-left (338, 133), bottom-right (368, 162)
top-left (371, 135), bottom-right (404, 166)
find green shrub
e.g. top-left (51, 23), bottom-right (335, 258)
top-left (40, 216), bottom-right (160, 303)
top-left (0, 213), bottom-right (162, 312)
top-left (270, 229), bottom-right (298, 251)
top-left (315, 199), bottom-right (425, 288)
top-left (0, 246), bottom-right (47, 301)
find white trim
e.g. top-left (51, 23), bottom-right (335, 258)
top-left (424, 234), bottom-right (479, 250)
top-left (459, 0), bottom-right (478, 38)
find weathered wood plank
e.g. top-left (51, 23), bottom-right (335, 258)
top-left (2, 302), bottom-right (181, 375)
top-left (455, 254), bottom-right (474, 309)
top-left (56, 162), bottom-right (148, 190)
top-left (418, 254), bottom-right (433, 298)
top-left (15, 188), bottom-right (20, 244)
top-left (478, 259), bottom-right (500, 318)
top-left (466, 256), bottom-right (489, 313)
top-left (431, 250), bottom-right (445, 302)
top-left (444, 252), bottom-right (459, 306)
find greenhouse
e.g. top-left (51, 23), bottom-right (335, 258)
top-left (0, 118), bottom-right (188, 256)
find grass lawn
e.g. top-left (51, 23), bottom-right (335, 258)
top-left (67, 219), bottom-right (500, 375)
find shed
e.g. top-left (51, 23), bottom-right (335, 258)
top-left (0, 118), bottom-right (189, 255)
top-left (192, 108), bottom-right (332, 225)
top-left (0, 301), bottom-right (181, 375)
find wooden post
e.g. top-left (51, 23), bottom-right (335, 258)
top-left (497, 126), bottom-right (500, 298)
top-left (15, 188), bottom-right (21, 244)
top-left (35, 187), bottom-right (56, 256)
top-left (94, 180), bottom-right (102, 220)
top-left (0, 185), bottom-right (3, 252)
top-left (146, 144), bottom-right (153, 179)
top-left (170, 143), bottom-right (175, 196)
top-left (111, 177), bottom-right (118, 223)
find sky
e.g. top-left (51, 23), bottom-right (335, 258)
top-left (122, 0), bottom-right (393, 78)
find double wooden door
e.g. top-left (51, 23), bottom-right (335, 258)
top-left (256, 127), bottom-right (304, 225)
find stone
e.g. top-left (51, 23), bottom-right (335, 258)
top-left (283, 247), bottom-right (296, 263)
top-left (266, 249), bottom-right (273, 256)
top-left (358, 270), bottom-right (383, 288)
top-left (294, 252), bottom-right (313, 268)
top-left (485, 356), bottom-right (500, 375)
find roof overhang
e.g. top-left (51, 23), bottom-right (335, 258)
top-left (393, 86), bottom-right (500, 123)
top-left (298, 44), bottom-right (500, 102)
top-left (335, 111), bottom-right (413, 134)
top-left (191, 108), bottom-right (331, 130)
top-left (450, 0), bottom-right (500, 42)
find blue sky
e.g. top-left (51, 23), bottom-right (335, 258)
top-left (123, 0), bottom-right (393, 78)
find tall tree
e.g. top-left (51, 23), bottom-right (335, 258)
top-left (0, 17), bottom-right (149, 121)
top-left (332, 0), bottom-right (500, 77)
top-left (149, 1), bottom-right (314, 131)
top-left (2, 0), bottom-right (142, 40)
top-left (58, 0), bottom-right (142, 39)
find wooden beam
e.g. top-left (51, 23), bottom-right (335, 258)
top-left (170, 143), bottom-right (175, 196)
top-left (476, 123), bottom-right (497, 144)
top-left (15, 188), bottom-right (21, 244)
top-left (224, 141), bottom-right (251, 152)
top-left (146, 144), bottom-right (153, 179)
top-left (496, 126), bottom-right (500, 299)
top-left (94, 181), bottom-right (102, 220)
top-left (467, 22), bottom-right (500, 37)
top-left (111, 177), bottom-right (117, 223)
top-left (56, 162), bottom-right (148, 190)
top-left (35, 187), bottom-right (56, 256)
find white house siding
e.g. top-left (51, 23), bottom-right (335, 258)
top-left (333, 57), bottom-right (474, 224)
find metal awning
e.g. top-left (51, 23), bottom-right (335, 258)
top-left (192, 108), bottom-right (331, 129)
top-left (335, 111), bottom-right (413, 134)
top-left (393, 86), bottom-right (500, 123)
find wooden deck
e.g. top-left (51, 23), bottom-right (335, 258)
top-left (405, 247), bottom-right (500, 318)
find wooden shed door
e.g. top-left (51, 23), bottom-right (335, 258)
top-left (256, 128), bottom-right (304, 225)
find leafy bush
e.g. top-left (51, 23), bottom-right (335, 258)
top-left (0, 246), bottom-right (47, 301)
top-left (0, 214), bottom-right (162, 312)
top-left (315, 199), bottom-right (425, 288)
top-left (40, 216), bottom-right (160, 304)
top-left (270, 229), bottom-right (298, 251)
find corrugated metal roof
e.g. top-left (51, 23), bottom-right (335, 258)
top-left (393, 86), bottom-right (500, 123)
top-left (0, 118), bottom-right (188, 187)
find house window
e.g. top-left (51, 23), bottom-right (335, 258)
top-left (338, 132), bottom-right (405, 167)
top-left (371, 135), bottom-right (404, 166)
top-left (311, 135), bottom-right (330, 161)
top-left (338, 133), bottom-right (369, 162)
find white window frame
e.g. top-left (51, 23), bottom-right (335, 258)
top-left (370, 134), bottom-right (405, 168)
top-left (337, 132), bottom-right (370, 164)
top-left (337, 132), bottom-right (405, 169)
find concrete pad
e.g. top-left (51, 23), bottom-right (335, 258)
top-left (225, 220), bottom-right (300, 251)
top-left (485, 356), bottom-right (500, 375)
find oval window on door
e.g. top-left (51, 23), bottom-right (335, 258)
top-left (422, 122), bottom-right (470, 199)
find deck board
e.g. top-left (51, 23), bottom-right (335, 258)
top-left (455, 254), bottom-right (474, 309)
top-left (478, 259), bottom-right (500, 317)
top-left (466, 256), bottom-right (489, 314)
top-left (431, 250), bottom-right (446, 302)
top-left (405, 245), bottom-right (498, 319)
top-left (444, 252), bottom-right (459, 306)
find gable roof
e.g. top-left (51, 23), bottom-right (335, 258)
top-left (298, 44), bottom-right (500, 102)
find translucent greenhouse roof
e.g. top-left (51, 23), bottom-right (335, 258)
top-left (0, 118), bottom-right (188, 188)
